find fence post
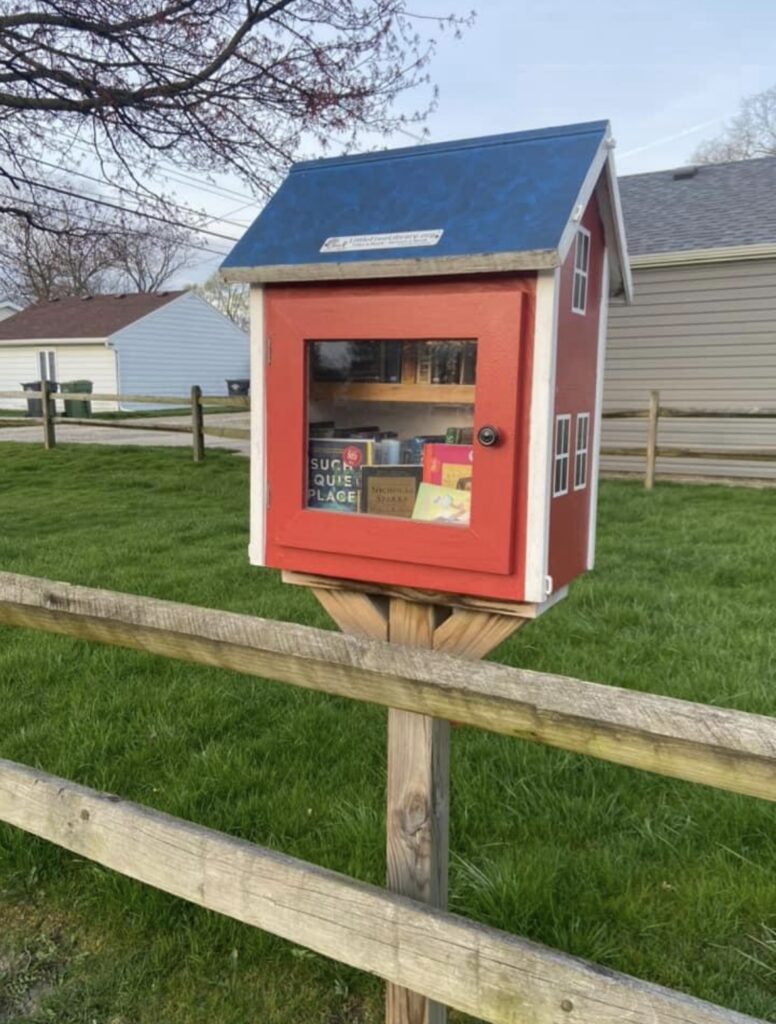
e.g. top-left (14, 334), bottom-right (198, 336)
top-left (191, 385), bottom-right (204, 462)
top-left (41, 379), bottom-right (55, 450)
top-left (385, 600), bottom-right (449, 1024)
top-left (645, 389), bottom-right (659, 490)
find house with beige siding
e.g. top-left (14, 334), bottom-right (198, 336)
top-left (603, 156), bottom-right (776, 480)
top-left (0, 290), bottom-right (247, 411)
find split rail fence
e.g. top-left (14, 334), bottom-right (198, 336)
top-left (602, 389), bottom-right (776, 489)
top-left (0, 571), bottom-right (774, 1024)
top-left (0, 384), bottom-right (250, 461)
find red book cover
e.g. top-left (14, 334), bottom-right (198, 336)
top-left (422, 443), bottom-right (474, 490)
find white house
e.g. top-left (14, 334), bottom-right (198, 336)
top-left (0, 299), bottom-right (21, 321)
top-left (0, 290), bottom-right (248, 410)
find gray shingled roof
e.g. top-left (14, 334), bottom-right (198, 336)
top-left (619, 156), bottom-right (776, 256)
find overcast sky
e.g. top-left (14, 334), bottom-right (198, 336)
top-left (177, 0), bottom-right (776, 281)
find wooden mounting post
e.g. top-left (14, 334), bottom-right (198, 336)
top-left (191, 385), bottom-right (204, 462)
top-left (304, 577), bottom-right (527, 1024)
top-left (41, 379), bottom-right (55, 450)
top-left (645, 389), bottom-right (660, 490)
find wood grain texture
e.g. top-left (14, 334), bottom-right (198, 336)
top-left (0, 758), bottom-right (765, 1024)
top-left (386, 599), bottom-right (448, 1024)
top-left (282, 570), bottom-right (567, 619)
top-left (220, 248), bottom-right (559, 284)
top-left (0, 391), bottom-right (248, 406)
top-left (645, 390), bottom-right (659, 490)
top-left (312, 589), bottom-right (388, 640)
top-left (432, 609), bottom-right (526, 660)
top-left (191, 385), bottom-right (205, 462)
top-left (310, 382), bottom-right (474, 406)
top-left (1, 572), bottom-right (775, 802)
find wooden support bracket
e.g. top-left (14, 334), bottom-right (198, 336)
top-left (306, 575), bottom-right (527, 1024)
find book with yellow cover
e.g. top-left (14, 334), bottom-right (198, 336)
top-left (411, 482), bottom-right (471, 526)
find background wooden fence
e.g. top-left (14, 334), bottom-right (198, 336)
top-left (0, 570), bottom-right (773, 1024)
top-left (0, 385), bottom-right (250, 461)
top-left (602, 389), bottom-right (776, 489)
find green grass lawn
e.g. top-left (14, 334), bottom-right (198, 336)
top-left (0, 442), bottom-right (774, 1024)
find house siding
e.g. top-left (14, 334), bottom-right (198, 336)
top-left (0, 343), bottom-right (117, 412)
top-left (111, 291), bottom-right (248, 407)
top-left (602, 258), bottom-right (776, 480)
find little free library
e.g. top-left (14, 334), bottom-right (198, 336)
top-left (221, 120), bottom-right (632, 610)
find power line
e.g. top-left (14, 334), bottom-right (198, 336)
top-left (9, 175), bottom-right (241, 243)
top-left (0, 191), bottom-right (231, 259)
top-left (26, 153), bottom-right (252, 231)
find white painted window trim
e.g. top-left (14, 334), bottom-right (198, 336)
top-left (553, 414), bottom-right (571, 497)
top-left (523, 269), bottom-right (560, 603)
top-left (574, 412), bottom-right (590, 491)
top-left (248, 285), bottom-right (268, 567)
top-left (571, 227), bottom-right (591, 315)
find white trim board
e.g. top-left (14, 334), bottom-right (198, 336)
top-left (523, 268), bottom-right (559, 603)
top-left (630, 243), bottom-right (776, 269)
top-left (248, 285), bottom-right (267, 567)
top-left (587, 250), bottom-right (609, 571)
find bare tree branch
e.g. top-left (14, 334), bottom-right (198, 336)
top-left (693, 84), bottom-right (776, 164)
top-left (0, 1), bottom-right (473, 237)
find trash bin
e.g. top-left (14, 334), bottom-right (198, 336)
top-left (21, 380), bottom-right (59, 417)
top-left (226, 378), bottom-right (250, 397)
top-left (61, 379), bottom-right (93, 418)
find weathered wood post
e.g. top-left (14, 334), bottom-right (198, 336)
top-left (297, 576), bottom-right (525, 1024)
top-left (41, 379), bottom-right (55, 450)
top-left (645, 389), bottom-right (660, 490)
top-left (191, 385), bottom-right (204, 462)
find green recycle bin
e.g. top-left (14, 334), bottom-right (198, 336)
top-left (61, 379), bottom-right (93, 418)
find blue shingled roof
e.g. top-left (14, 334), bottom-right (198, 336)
top-left (221, 121), bottom-right (614, 276)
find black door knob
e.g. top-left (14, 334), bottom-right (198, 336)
top-left (477, 425), bottom-right (500, 447)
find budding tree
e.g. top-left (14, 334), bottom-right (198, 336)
top-left (0, 2), bottom-right (472, 232)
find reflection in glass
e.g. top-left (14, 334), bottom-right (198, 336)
top-left (307, 340), bottom-right (476, 524)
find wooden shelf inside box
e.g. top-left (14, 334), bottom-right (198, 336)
top-left (310, 382), bottom-right (475, 405)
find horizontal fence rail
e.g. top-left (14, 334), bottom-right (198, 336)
top-left (0, 756), bottom-right (763, 1024)
top-left (0, 387), bottom-right (250, 458)
top-left (1, 572), bottom-right (774, 803)
top-left (601, 392), bottom-right (776, 488)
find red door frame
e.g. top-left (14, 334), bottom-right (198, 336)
top-left (265, 276), bottom-right (535, 595)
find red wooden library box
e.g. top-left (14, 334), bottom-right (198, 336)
top-left (221, 121), bottom-right (632, 610)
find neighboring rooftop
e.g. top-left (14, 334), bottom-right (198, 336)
top-left (0, 291), bottom-right (184, 341)
top-left (222, 119), bottom-right (630, 296)
top-left (619, 156), bottom-right (776, 256)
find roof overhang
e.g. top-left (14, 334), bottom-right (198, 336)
top-left (0, 336), bottom-right (108, 347)
top-left (631, 243), bottom-right (776, 269)
top-left (221, 248), bottom-right (558, 284)
top-left (556, 128), bottom-right (633, 304)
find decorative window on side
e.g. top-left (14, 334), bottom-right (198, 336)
top-left (574, 412), bottom-right (590, 490)
top-left (572, 227), bottom-right (591, 315)
top-left (553, 414), bottom-right (571, 497)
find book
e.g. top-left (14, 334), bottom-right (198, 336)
top-left (423, 443), bottom-right (474, 490)
top-left (309, 420), bottom-right (335, 438)
top-left (415, 344), bottom-right (432, 383)
top-left (400, 434), bottom-right (445, 465)
top-left (311, 341), bottom-right (382, 382)
top-left (381, 341), bottom-right (403, 383)
top-left (401, 342), bottom-right (418, 384)
top-left (412, 482), bottom-right (471, 525)
top-left (444, 426), bottom-right (474, 445)
top-left (360, 466), bottom-right (423, 518)
top-left (307, 437), bottom-right (374, 513)
top-left (332, 425), bottom-right (380, 438)
top-left (460, 341), bottom-right (477, 384)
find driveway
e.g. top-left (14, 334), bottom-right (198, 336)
top-left (0, 412), bottom-right (250, 456)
